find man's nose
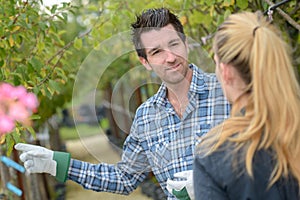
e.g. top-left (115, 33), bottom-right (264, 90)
top-left (165, 50), bottom-right (176, 63)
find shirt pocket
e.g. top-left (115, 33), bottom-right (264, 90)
top-left (149, 141), bottom-right (172, 168)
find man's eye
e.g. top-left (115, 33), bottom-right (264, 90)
top-left (171, 42), bottom-right (179, 46)
top-left (152, 50), bottom-right (160, 55)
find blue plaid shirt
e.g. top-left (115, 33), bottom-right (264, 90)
top-left (68, 64), bottom-right (230, 199)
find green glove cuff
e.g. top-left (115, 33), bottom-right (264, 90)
top-left (53, 151), bottom-right (71, 183)
top-left (172, 187), bottom-right (191, 200)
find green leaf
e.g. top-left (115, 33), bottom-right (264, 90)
top-left (5, 134), bottom-right (14, 156)
top-left (13, 74), bottom-right (21, 85)
top-left (224, 9), bottom-right (231, 20)
top-left (12, 129), bottom-right (21, 144)
top-left (49, 79), bottom-right (61, 93)
top-left (74, 37), bottom-right (82, 50)
top-left (205, 0), bottom-right (215, 6)
top-left (30, 115), bottom-right (41, 120)
top-left (29, 57), bottom-right (43, 71)
top-left (26, 126), bottom-right (36, 139)
top-left (236, 0), bottom-right (248, 9)
top-left (33, 86), bottom-right (40, 95)
top-left (42, 85), bottom-right (53, 99)
top-left (106, 2), bottom-right (120, 10)
top-left (202, 14), bottom-right (213, 27)
top-left (223, 0), bottom-right (234, 7)
top-left (55, 67), bottom-right (68, 81)
top-left (27, 62), bottom-right (35, 73)
top-left (183, 0), bottom-right (190, 9)
top-left (51, 5), bottom-right (58, 14)
top-left (38, 21), bottom-right (48, 31)
top-left (62, 13), bottom-right (68, 21)
top-left (190, 12), bottom-right (204, 25)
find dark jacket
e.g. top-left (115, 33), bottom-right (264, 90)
top-left (193, 143), bottom-right (300, 200)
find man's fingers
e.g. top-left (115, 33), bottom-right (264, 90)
top-left (167, 179), bottom-right (185, 190)
top-left (173, 170), bottom-right (193, 179)
top-left (25, 166), bottom-right (35, 174)
top-left (19, 152), bottom-right (32, 162)
top-left (19, 151), bottom-right (50, 163)
top-left (15, 143), bottom-right (41, 152)
top-left (24, 160), bottom-right (34, 169)
top-left (25, 150), bottom-right (50, 158)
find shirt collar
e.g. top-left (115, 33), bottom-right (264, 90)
top-left (152, 63), bottom-right (209, 106)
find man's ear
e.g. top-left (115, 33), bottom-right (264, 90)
top-left (185, 39), bottom-right (189, 54)
top-left (139, 56), bottom-right (152, 71)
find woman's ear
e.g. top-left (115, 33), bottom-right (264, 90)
top-left (139, 56), bottom-right (152, 71)
top-left (220, 62), bottom-right (233, 85)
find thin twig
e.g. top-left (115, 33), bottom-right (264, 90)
top-left (264, 0), bottom-right (300, 32)
top-left (36, 28), bottom-right (92, 87)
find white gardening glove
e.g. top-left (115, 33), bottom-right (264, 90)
top-left (14, 143), bottom-right (57, 176)
top-left (167, 170), bottom-right (194, 200)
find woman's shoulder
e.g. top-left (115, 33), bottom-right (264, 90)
top-left (194, 143), bottom-right (300, 199)
top-left (194, 141), bottom-right (238, 180)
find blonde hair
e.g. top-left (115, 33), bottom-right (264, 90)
top-left (201, 11), bottom-right (300, 187)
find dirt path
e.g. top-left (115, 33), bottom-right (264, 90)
top-left (65, 133), bottom-right (152, 200)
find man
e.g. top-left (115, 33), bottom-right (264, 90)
top-left (15, 8), bottom-right (230, 200)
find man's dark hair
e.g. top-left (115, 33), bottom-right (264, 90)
top-left (131, 8), bottom-right (186, 60)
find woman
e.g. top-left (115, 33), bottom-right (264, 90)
top-left (193, 11), bottom-right (300, 199)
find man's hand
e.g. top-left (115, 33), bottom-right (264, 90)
top-left (14, 143), bottom-right (57, 176)
top-left (167, 170), bottom-right (194, 200)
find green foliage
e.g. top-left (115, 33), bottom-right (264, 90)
top-left (71, 0), bottom-right (299, 90)
top-left (0, 0), bottom-right (77, 152)
top-left (0, 0), bottom-right (299, 153)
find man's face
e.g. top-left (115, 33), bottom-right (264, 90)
top-left (139, 24), bottom-right (189, 85)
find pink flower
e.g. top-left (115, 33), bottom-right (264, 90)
top-left (8, 102), bottom-right (30, 124)
top-left (0, 115), bottom-right (15, 135)
top-left (0, 82), bottom-right (39, 134)
top-left (0, 83), bottom-right (14, 100)
top-left (19, 92), bottom-right (39, 110)
top-left (10, 85), bottom-right (27, 100)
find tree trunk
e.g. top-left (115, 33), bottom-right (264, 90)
top-left (0, 148), bottom-right (9, 198)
